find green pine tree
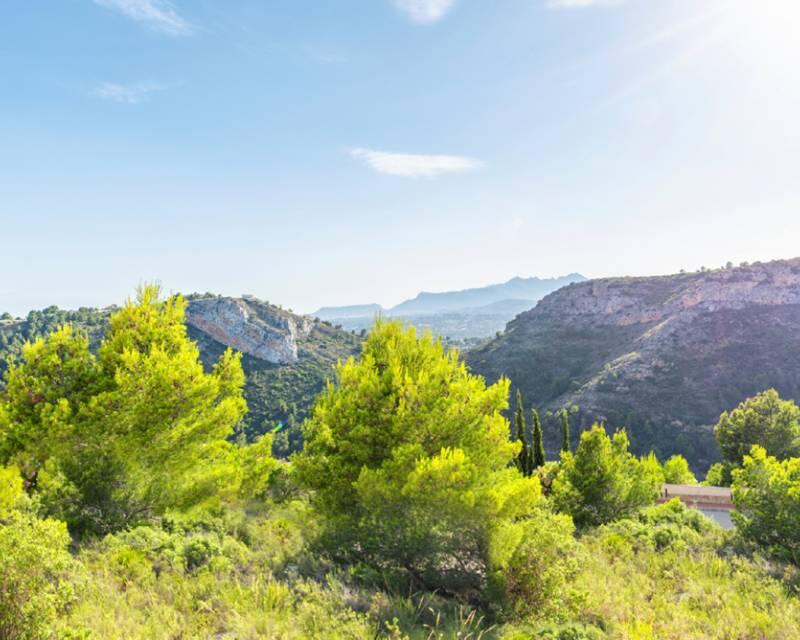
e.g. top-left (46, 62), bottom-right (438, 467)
top-left (515, 389), bottom-right (530, 476)
top-left (561, 409), bottom-right (571, 454)
top-left (532, 407), bottom-right (546, 469)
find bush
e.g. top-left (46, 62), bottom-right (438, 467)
top-left (598, 499), bottom-right (721, 553)
top-left (732, 446), bottom-right (800, 564)
top-left (552, 426), bottom-right (662, 528)
top-left (0, 511), bottom-right (78, 640)
top-left (488, 510), bottom-right (584, 622)
top-left (295, 320), bottom-right (540, 597)
top-left (661, 455), bottom-right (697, 485)
top-left (714, 389), bottom-right (800, 466)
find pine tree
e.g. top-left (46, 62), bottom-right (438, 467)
top-left (532, 407), bottom-right (546, 469)
top-left (561, 409), bottom-right (571, 454)
top-left (515, 389), bottom-right (530, 475)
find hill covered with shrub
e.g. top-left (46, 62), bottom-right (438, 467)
top-left (0, 294), bottom-right (360, 456)
top-left (467, 258), bottom-right (800, 471)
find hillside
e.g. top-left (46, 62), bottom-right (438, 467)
top-left (0, 295), bottom-right (360, 455)
top-left (313, 273), bottom-right (586, 340)
top-left (467, 259), bottom-right (800, 471)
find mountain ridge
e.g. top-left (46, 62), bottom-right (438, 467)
top-left (312, 273), bottom-right (586, 319)
top-left (312, 273), bottom-right (586, 339)
top-left (467, 258), bottom-right (800, 470)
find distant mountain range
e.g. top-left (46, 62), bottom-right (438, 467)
top-left (467, 258), bottom-right (800, 471)
top-left (10, 262), bottom-right (800, 472)
top-left (312, 274), bottom-right (587, 340)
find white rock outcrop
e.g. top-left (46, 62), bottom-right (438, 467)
top-left (186, 297), bottom-right (310, 365)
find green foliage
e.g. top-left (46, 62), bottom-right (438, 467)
top-left (514, 389), bottom-right (531, 476)
top-left (0, 285), bottom-right (266, 536)
top-left (488, 510), bottom-right (583, 622)
top-left (0, 464), bottom-right (26, 516)
top-left (561, 410), bottom-right (571, 454)
top-left (661, 454), bottom-right (697, 485)
top-left (703, 462), bottom-right (731, 487)
top-left (576, 509), bottom-right (800, 639)
top-left (552, 426), bottom-right (662, 528)
top-left (715, 389), bottom-right (800, 467)
top-left (0, 297), bottom-right (361, 461)
top-left (4, 304), bottom-right (800, 638)
top-left (295, 320), bottom-right (540, 596)
top-left (0, 473), bottom-right (78, 640)
top-left (0, 306), bottom-right (108, 382)
top-left (532, 407), bottom-right (546, 470)
top-left (732, 445), bottom-right (800, 565)
top-left (599, 499), bottom-right (721, 553)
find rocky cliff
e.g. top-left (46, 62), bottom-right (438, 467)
top-left (467, 258), bottom-right (800, 470)
top-left (186, 297), bottom-right (311, 365)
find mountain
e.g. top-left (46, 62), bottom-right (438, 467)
top-left (466, 259), bottom-right (800, 471)
top-left (389, 274), bottom-right (586, 316)
top-left (313, 303), bottom-right (383, 320)
top-left (0, 295), bottom-right (360, 456)
top-left (312, 274), bottom-right (586, 340)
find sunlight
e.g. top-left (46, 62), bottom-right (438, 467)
top-left (723, 0), bottom-right (800, 64)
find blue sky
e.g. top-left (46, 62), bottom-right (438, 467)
top-left (2, 0), bottom-right (799, 315)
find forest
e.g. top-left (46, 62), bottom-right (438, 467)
top-left (2, 286), bottom-right (800, 639)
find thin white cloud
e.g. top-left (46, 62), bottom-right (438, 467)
top-left (393, 0), bottom-right (457, 24)
top-left (94, 0), bottom-right (191, 35)
top-left (350, 148), bottom-right (483, 178)
top-left (93, 82), bottom-right (166, 104)
top-left (548, 0), bottom-right (625, 8)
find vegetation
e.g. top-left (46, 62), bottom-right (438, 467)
top-left (295, 321), bottom-right (545, 599)
top-left (466, 261), bottom-right (800, 472)
top-left (552, 426), bottom-right (662, 529)
top-left (2, 304), bottom-right (800, 639)
top-left (661, 454), bottom-right (697, 484)
top-left (732, 446), bottom-right (800, 565)
top-left (0, 296), bottom-right (361, 460)
top-left (715, 389), bottom-right (800, 475)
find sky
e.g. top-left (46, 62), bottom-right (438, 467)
top-left (2, 0), bottom-right (800, 316)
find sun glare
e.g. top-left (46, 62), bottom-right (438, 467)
top-left (723, 0), bottom-right (800, 64)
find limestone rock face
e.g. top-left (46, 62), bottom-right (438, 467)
top-left (186, 297), bottom-right (311, 365)
top-left (533, 259), bottom-right (800, 327)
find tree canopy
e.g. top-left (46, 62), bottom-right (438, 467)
top-left (295, 320), bottom-right (543, 596)
top-left (552, 425), bottom-right (662, 528)
top-left (714, 389), bottom-right (800, 467)
top-left (732, 446), bottom-right (800, 565)
top-left (0, 285), bottom-right (270, 536)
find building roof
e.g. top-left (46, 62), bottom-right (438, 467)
top-left (662, 484), bottom-right (731, 499)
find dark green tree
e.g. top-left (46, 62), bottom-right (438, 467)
top-left (532, 407), bottom-right (546, 469)
top-left (714, 389), bottom-right (800, 466)
top-left (552, 425), bottom-right (662, 528)
top-left (515, 389), bottom-right (531, 476)
top-left (561, 409), bottom-right (571, 454)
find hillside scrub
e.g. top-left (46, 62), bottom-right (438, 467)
top-left (2, 305), bottom-right (800, 638)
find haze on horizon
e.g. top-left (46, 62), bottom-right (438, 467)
top-left (2, 0), bottom-right (800, 317)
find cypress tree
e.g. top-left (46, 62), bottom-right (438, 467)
top-left (532, 407), bottom-right (546, 469)
top-left (561, 409), bottom-right (571, 454)
top-left (514, 389), bottom-right (529, 476)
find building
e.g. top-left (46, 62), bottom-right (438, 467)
top-left (657, 484), bottom-right (734, 529)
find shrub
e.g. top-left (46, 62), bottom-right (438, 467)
top-left (552, 426), bottom-right (662, 528)
top-left (732, 445), bottom-right (800, 564)
top-left (488, 510), bottom-right (584, 622)
top-left (0, 511), bottom-right (78, 640)
top-left (295, 320), bottom-right (540, 597)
